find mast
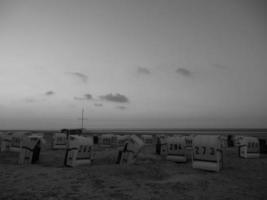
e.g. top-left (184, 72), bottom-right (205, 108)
top-left (78, 107), bottom-right (88, 134)
top-left (81, 108), bottom-right (84, 130)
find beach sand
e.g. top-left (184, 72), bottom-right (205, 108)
top-left (0, 134), bottom-right (267, 200)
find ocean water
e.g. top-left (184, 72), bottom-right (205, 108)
top-left (2, 129), bottom-right (267, 139)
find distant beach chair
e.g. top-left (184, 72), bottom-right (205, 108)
top-left (239, 136), bottom-right (260, 158)
top-left (141, 134), bottom-right (153, 145)
top-left (117, 135), bottom-right (130, 146)
top-left (185, 135), bottom-right (194, 150)
top-left (10, 132), bottom-right (30, 152)
top-left (0, 132), bottom-right (11, 152)
top-left (52, 132), bottom-right (67, 149)
top-left (192, 135), bottom-right (224, 172)
top-left (165, 135), bottom-right (187, 163)
top-left (64, 135), bottom-right (94, 167)
top-left (18, 136), bottom-right (43, 165)
top-left (117, 135), bottom-right (144, 165)
top-left (155, 135), bottom-right (167, 156)
top-left (259, 139), bottom-right (267, 154)
top-left (100, 134), bottom-right (118, 147)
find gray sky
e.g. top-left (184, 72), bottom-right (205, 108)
top-left (0, 0), bottom-right (266, 129)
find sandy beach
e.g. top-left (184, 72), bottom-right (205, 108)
top-left (0, 133), bottom-right (267, 200)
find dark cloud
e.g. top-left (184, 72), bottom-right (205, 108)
top-left (67, 72), bottom-right (88, 83)
top-left (116, 106), bottom-right (127, 110)
top-left (176, 68), bottom-right (192, 77)
top-left (84, 94), bottom-right (93, 100)
top-left (74, 93), bottom-right (93, 101)
top-left (45, 90), bottom-right (55, 96)
top-left (137, 67), bottom-right (150, 75)
top-left (94, 103), bottom-right (103, 107)
top-left (99, 93), bottom-right (129, 103)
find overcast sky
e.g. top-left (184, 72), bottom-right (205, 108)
top-left (0, 0), bottom-right (266, 130)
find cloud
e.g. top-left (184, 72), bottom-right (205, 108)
top-left (99, 93), bottom-right (129, 103)
top-left (25, 98), bottom-right (37, 103)
top-left (45, 90), bottom-right (55, 96)
top-left (74, 97), bottom-right (84, 101)
top-left (176, 68), bottom-right (192, 77)
top-left (74, 93), bottom-right (93, 101)
top-left (94, 103), bottom-right (103, 107)
top-left (67, 72), bottom-right (88, 83)
top-left (84, 93), bottom-right (93, 100)
top-left (24, 97), bottom-right (45, 103)
top-left (137, 67), bottom-right (150, 75)
top-left (116, 106), bottom-right (127, 110)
